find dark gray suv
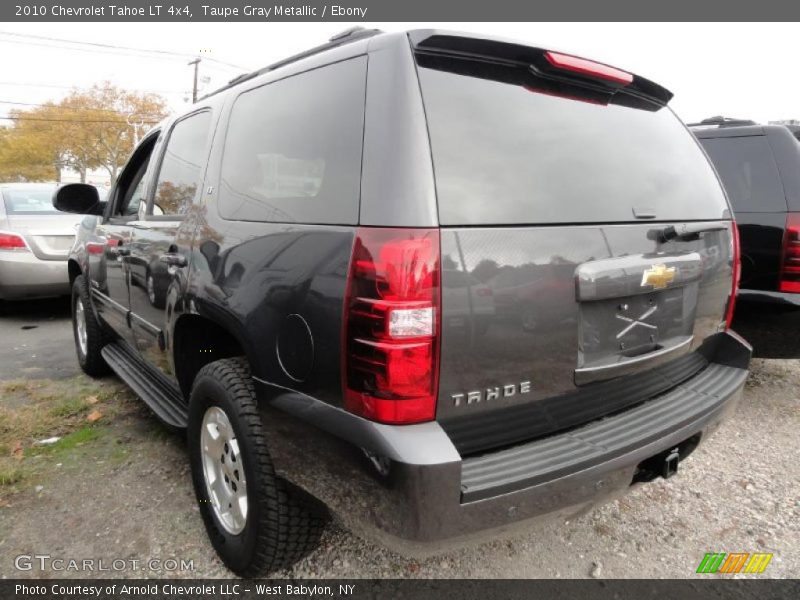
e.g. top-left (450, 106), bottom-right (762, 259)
top-left (56, 28), bottom-right (751, 576)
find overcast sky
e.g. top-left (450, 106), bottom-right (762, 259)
top-left (0, 22), bottom-right (797, 125)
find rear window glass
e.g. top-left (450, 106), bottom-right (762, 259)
top-left (2, 188), bottom-right (59, 215)
top-left (699, 136), bottom-right (787, 213)
top-left (218, 57), bottom-right (367, 225)
top-left (416, 59), bottom-right (729, 225)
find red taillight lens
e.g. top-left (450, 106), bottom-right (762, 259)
top-left (0, 231), bottom-right (28, 251)
top-left (342, 228), bottom-right (441, 424)
top-left (725, 222), bottom-right (741, 329)
top-left (544, 51), bottom-right (633, 85)
top-left (780, 214), bottom-right (800, 293)
top-left (86, 241), bottom-right (106, 255)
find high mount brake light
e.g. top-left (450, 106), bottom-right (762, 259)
top-left (0, 231), bottom-right (28, 251)
top-left (544, 51), bottom-right (633, 86)
top-left (725, 222), bottom-right (740, 329)
top-left (342, 228), bottom-right (441, 425)
top-left (780, 213), bottom-right (800, 293)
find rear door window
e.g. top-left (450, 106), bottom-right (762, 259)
top-left (416, 57), bottom-right (729, 225)
top-left (218, 57), bottom-right (367, 225)
top-left (699, 136), bottom-right (787, 213)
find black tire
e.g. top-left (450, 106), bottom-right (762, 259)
top-left (71, 275), bottom-right (110, 377)
top-left (187, 357), bottom-right (326, 576)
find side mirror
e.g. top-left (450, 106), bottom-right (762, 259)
top-left (52, 183), bottom-right (102, 215)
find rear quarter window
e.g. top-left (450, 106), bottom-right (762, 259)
top-left (699, 136), bottom-right (788, 213)
top-left (218, 57), bottom-right (367, 225)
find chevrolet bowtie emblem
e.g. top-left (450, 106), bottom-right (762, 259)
top-left (641, 264), bottom-right (676, 290)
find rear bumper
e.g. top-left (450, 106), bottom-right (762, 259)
top-left (0, 252), bottom-right (69, 300)
top-left (738, 288), bottom-right (800, 307)
top-left (255, 331), bottom-right (750, 553)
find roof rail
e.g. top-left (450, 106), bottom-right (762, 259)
top-left (200, 27), bottom-right (382, 101)
top-left (687, 115), bottom-right (758, 128)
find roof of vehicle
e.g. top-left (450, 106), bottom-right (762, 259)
top-left (785, 124), bottom-right (800, 141)
top-left (200, 27), bottom-right (671, 105)
top-left (689, 116), bottom-right (800, 141)
top-left (200, 26), bottom-right (383, 100)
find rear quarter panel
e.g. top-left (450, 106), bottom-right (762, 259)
top-left (186, 215), bottom-right (355, 407)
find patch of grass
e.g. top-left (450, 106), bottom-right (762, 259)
top-left (0, 376), bottom-right (137, 501)
top-left (1, 380), bottom-right (30, 394)
top-left (0, 377), bottom-right (128, 447)
top-left (49, 397), bottom-right (88, 418)
top-left (0, 464), bottom-right (25, 486)
top-left (38, 426), bottom-right (103, 455)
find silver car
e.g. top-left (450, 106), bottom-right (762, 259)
top-left (0, 182), bottom-right (89, 301)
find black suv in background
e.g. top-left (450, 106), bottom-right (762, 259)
top-left (55, 29), bottom-right (751, 576)
top-left (692, 117), bottom-right (800, 305)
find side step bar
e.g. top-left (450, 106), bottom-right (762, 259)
top-left (101, 341), bottom-right (188, 429)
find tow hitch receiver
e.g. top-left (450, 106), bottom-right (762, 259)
top-left (662, 447), bottom-right (680, 479)
top-left (633, 434), bottom-right (700, 484)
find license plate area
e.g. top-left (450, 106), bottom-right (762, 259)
top-left (578, 283), bottom-right (698, 370)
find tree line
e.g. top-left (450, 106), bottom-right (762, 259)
top-left (0, 83), bottom-right (167, 186)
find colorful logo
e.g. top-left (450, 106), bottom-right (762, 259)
top-left (696, 552), bottom-right (773, 574)
top-left (641, 264), bottom-right (677, 290)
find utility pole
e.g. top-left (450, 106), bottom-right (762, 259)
top-left (126, 114), bottom-right (144, 145)
top-left (188, 57), bottom-right (201, 103)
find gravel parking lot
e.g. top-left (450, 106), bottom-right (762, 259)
top-left (0, 298), bottom-right (797, 579)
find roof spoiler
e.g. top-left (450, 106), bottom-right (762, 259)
top-left (408, 31), bottom-right (673, 107)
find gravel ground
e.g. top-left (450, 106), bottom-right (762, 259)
top-left (0, 298), bottom-right (797, 579)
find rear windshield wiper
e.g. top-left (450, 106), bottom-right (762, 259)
top-left (660, 222), bottom-right (727, 242)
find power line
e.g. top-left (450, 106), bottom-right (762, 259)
top-left (0, 80), bottom-right (187, 94)
top-left (0, 30), bottom-right (193, 57)
top-left (0, 36), bottom-right (245, 73)
top-left (0, 30), bottom-right (249, 71)
top-left (1, 114), bottom-right (160, 124)
top-left (0, 99), bottom-right (165, 117)
top-left (0, 36), bottom-right (185, 62)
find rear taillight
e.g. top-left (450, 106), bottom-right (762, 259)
top-left (0, 231), bottom-right (28, 251)
top-left (342, 228), bottom-right (441, 425)
top-left (544, 51), bottom-right (634, 86)
top-left (780, 213), bottom-right (800, 293)
top-left (86, 241), bottom-right (106, 255)
top-left (725, 222), bottom-right (741, 329)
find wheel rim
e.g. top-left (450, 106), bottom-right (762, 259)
top-left (200, 406), bottom-right (248, 535)
top-left (75, 298), bottom-right (88, 357)
top-left (147, 275), bottom-right (156, 304)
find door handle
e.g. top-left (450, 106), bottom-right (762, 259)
top-left (159, 252), bottom-right (187, 267)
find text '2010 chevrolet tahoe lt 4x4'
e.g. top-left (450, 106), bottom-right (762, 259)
top-left (54, 28), bottom-right (751, 576)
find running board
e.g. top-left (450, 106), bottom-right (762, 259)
top-left (101, 341), bottom-right (188, 429)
